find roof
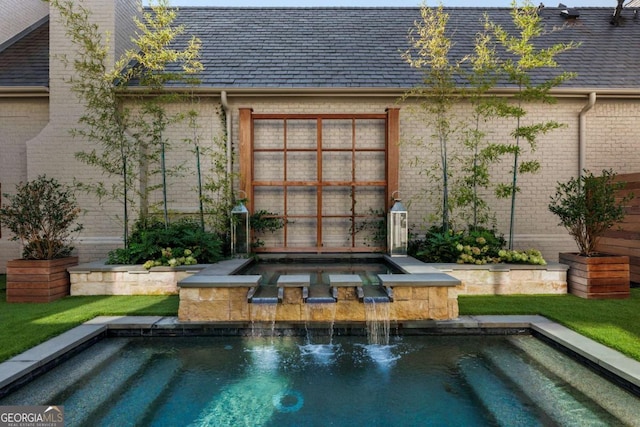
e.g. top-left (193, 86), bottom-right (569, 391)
top-left (0, 18), bottom-right (49, 88)
top-left (164, 6), bottom-right (640, 90)
top-left (2, 7), bottom-right (640, 92)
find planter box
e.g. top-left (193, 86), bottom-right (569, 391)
top-left (559, 252), bottom-right (629, 299)
top-left (6, 257), bottom-right (79, 303)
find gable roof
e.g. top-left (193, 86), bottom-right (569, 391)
top-left (162, 6), bottom-right (640, 91)
top-left (2, 7), bottom-right (640, 93)
top-left (161, 7), bottom-right (640, 89)
top-left (0, 18), bottom-right (49, 88)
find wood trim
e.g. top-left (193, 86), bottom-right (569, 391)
top-left (386, 107), bottom-right (400, 210)
top-left (252, 113), bottom-right (387, 120)
top-left (238, 108), bottom-right (253, 211)
top-left (247, 110), bottom-right (400, 253)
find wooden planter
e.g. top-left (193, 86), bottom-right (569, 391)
top-left (6, 256), bottom-right (78, 303)
top-left (559, 252), bottom-right (629, 299)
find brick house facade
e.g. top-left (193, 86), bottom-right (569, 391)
top-left (2, 1), bottom-right (640, 271)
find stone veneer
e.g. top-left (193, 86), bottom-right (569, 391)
top-left (68, 257), bottom-right (568, 323)
top-left (69, 261), bottom-right (205, 296)
top-left (178, 271), bottom-right (460, 323)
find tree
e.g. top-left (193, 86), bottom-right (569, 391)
top-left (49, 0), bottom-right (202, 255)
top-left (488, 0), bottom-right (577, 248)
top-left (403, 4), bottom-right (462, 233)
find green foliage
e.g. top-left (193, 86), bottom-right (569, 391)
top-left (200, 106), bottom-right (235, 248)
top-left (410, 226), bottom-right (504, 264)
top-left (49, 0), bottom-right (203, 248)
top-left (352, 208), bottom-right (386, 248)
top-left (548, 169), bottom-right (632, 256)
top-left (250, 210), bottom-right (286, 248)
top-left (403, 5), bottom-right (461, 232)
top-left (142, 248), bottom-right (198, 270)
top-left (107, 218), bottom-right (222, 265)
top-left (488, 0), bottom-right (578, 248)
top-left (497, 248), bottom-right (546, 265)
top-left (409, 226), bottom-right (545, 265)
top-left (0, 176), bottom-right (83, 260)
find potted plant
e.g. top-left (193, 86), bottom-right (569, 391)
top-left (0, 176), bottom-right (83, 302)
top-left (548, 169), bottom-right (632, 299)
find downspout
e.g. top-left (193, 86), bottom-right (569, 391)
top-left (578, 92), bottom-right (597, 177)
top-left (220, 90), bottom-right (232, 184)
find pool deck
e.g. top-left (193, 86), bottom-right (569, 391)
top-left (1, 315), bottom-right (639, 398)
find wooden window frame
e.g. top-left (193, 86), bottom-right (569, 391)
top-left (239, 108), bottom-right (400, 253)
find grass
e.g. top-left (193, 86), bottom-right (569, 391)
top-left (0, 274), bottom-right (178, 362)
top-left (0, 273), bottom-right (638, 364)
top-left (460, 289), bottom-right (640, 361)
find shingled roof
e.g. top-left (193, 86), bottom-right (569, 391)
top-left (2, 7), bottom-right (640, 91)
top-left (162, 6), bottom-right (640, 90)
top-left (0, 19), bottom-right (49, 87)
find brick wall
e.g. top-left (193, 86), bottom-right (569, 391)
top-left (4, 3), bottom-right (640, 270)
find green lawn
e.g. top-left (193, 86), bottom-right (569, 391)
top-left (0, 273), bottom-right (638, 363)
top-left (459, 289), bottom-right (640, 361)
top-left (0, 274), bottom-right (178, 361)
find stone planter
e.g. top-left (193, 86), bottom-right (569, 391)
top-left (6, 256), bottom-right (79, 303)
top-left (559, 252), bottom-right (630, 299)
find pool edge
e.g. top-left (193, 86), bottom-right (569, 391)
top-left (1, 315), bottom-right (639, 398)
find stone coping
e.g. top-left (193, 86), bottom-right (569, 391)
top-left (1, 315), bottom-right (638, 398)
top-left (277, 275), bottom-right (310, 287)
top-left (178, 275), bottom-right (260, 288)
top-left (68, 258), bottom-right (252, 275)
top-left (378, 273), bottom-right (461, 287)
top-left (328, 274), bottom-right (362, 287)
top-left (429, 262), bottom-right (569, 272)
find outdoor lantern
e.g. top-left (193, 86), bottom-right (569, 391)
top-left (387, 194), bottom-right (408, 257)
top-left (231, 198), bottom-right (250, 255)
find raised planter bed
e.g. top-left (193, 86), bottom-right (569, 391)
top-left (559, 252), bottom-right (630, 299)
top-left (6, 256), bottom-right (78, 303)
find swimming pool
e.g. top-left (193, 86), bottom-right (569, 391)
top-left (1, 334), bottom-right (638, 426)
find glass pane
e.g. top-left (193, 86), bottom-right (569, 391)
top-left (287, 186), bottom-right (316, 216)
top-left (352, 186), bottom-right (385, 215)
top-left (323, 119), bottom-right (352, 149)
top-left (254, 152), bottom-right (284, 181)
top-left (254, 120), bottom-right (284, 150)
top-left (355, 119), bottom-right (385, 149)
top-left (323, 151), bottom-right (352, 182)
top-left (322, 217), bottom-right (353, 248)
top-left (254, 187), bottom-right (284, 213)
top-left (322, 187), bottom-right (353, 216)
top-left (287, 120), bottom-right (316, 150)
top-left (287, 152), bottom-right (317, 181)
top-left (287, 218), bottom-right (317, 248)
top-left (355, 152), bottom-right (385, 181)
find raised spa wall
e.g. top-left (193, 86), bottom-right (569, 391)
top-left (69, 257), bottom-right (568, 323)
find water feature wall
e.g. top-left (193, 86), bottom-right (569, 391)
top-left (177, 256), bottom-right (460, 323)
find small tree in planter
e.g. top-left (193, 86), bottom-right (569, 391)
top-left (0, 176), bottom-right (83, 302)
top-left (549, 169), bottom-right (633, 298)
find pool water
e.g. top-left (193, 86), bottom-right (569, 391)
top-left (2, 335), bottom-right (638, 426)
top-left (240, 259), bottom-right (400, 286)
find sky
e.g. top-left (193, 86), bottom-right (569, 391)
top-left (159, 0), bottom-right (622, 7)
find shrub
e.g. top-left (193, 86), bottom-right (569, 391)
top-left (409, 226), bottom-right (545, 265)
top-left (0, 176), bottom-right (83, 260)
top-left (107, 218), bottom-right (222, 266)
top-left (548, 169), bottom-right (632, 256)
